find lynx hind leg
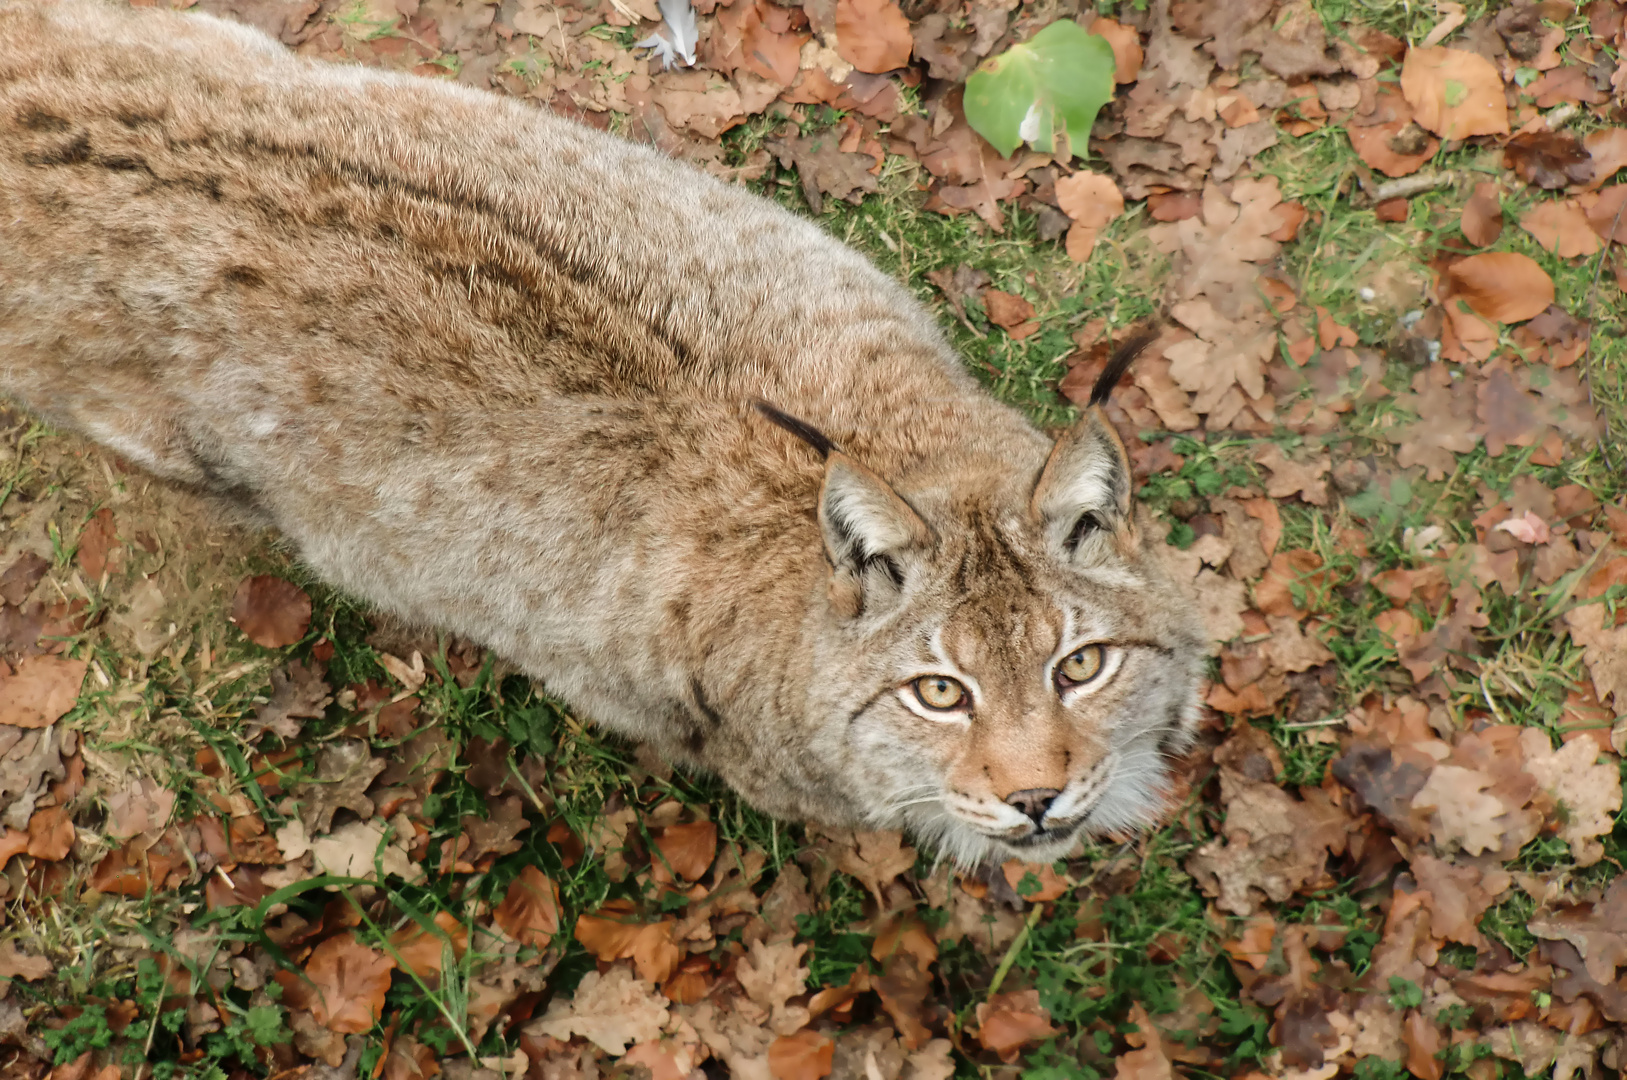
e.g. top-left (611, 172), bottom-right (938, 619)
top-left (2, 365), bottom-right (228, 492)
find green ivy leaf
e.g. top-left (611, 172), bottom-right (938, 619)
top-left (963, 21), bottom-right (1116, 158)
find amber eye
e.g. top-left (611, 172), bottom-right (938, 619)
top-left (1056, 644), bottom-right (1105, 688)
top-left (912, 675), bottom-right (968, 711)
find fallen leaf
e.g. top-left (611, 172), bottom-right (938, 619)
top-left (1400, 46), bottom-right (1509, 139)
top-left (295, 740), bottom-right (386, 834)
top-left (0, 552), bottom-right (49, 607)
top-left (1529, 877), bottom-right (1627, 989)
top-left (1254, 550), bottom-right (1327, 618)
top-left (983, 289), bottom-right (1035, 328)
top-left (388, 911), bottom-right (467, 978)
top-left (1523, 736), bottom-right (1623, 866)
top-left (494, 865), bottom-right (561, 948)
top-left (1089, 17), bottom-right (1143, 83)
top-left (1055, 171), bottom-right (1124, 227)
top-left (1583, 127), bottom-right (1627, 189)
top-left (1254, 444), bottom-right (1330, 505)
top-left (0, 941), bottom-right (51, 981)
top-left (1402, 1009), bottom-right (1445, 1080)
top-left (1461, 181), bottom-right (1503, 246)
top-left (229, 575), bottom-right (312, 649)
top-left (768, 1029), bottom-right (834, 1080)
top-left (1346, 90), bottom-right (1439, 178)
top-left (1493, 510), bottom-right (1551, 545)
top-left (1586, 183), bottom-right (1627, 242)
top-left (1001, 859), bottom-right (1070, 901)
top-left (1504, 131), bottom-right (1594, 189)
top-left (247, 660), bottom-right (331, 742)
top-left (736, 939), bottom-right (812, 1035)
top-left (1520, 200), bottom-right (1602, 258)
top-left (26, 805), bottom-right (75, 860)
top-left (651, 819), bottom-right (718, 883)
top-left (1112, 1002), bottom-right (1175, 1080)
top-left (976, 990), bottom-right (1057, 1063)
top-left (275, 932), bottom-right (395, 1034)
top-left (575, 900), bottom-right (683, 983)
top-left (529, 964), bottom-right (670, 1055)
top-left (75, 508), bottom-right (120, 581)
top-left (765, 132), bottom-right (879, 215)
top-left (1223, 915), bottom-right (1277, 970)
top-left (0, 655), bottom-right (87, 728)
top-left (1445, 252), bottom-right (1555, 323)
top-left (833, 0), bottom-right (911, 73)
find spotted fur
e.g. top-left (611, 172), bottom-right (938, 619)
top-left (0, 0), bottom-right (1205, 864)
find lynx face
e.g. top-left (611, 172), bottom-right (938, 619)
top-left (810, 407), bottom-right (1206, 867)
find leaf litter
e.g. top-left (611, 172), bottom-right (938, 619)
top-left (3, 0), bottom-right (1627, 1077)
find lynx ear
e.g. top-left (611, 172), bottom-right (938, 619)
top-left (819, 453), bottom-right (932, 618)
top-left (1033, 331), bottom-right (1152, 562)
top-left (1031, 408), bottom-right (1134, 561)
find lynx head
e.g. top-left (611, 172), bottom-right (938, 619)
top-left (797, 341), bottom-right (1206, 867)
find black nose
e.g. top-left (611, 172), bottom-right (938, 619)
top-left (1005, 788), bottom-right (1061, 825)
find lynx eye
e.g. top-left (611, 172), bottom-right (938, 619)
top-left (1055, 644), bottom-right (1105, 689)
top-left (912, 675), bottom-right (967, 711)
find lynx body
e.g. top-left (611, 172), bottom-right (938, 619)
top-left (0, 0), bottom-right (1204, 863)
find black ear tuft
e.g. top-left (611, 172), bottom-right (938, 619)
top-left (1089, 328), bottom-right (1161, 407)
top-left (755, 400), bottom-right (839, 458)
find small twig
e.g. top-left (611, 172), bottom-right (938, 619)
top-left (1354, 170), bottom-right (1459, 206)
top-left (986, 902), bottom-right (1045, 997)
top-left (1543, 102), bottom-right (1579, 130)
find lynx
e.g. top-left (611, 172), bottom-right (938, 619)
top-left (0, 0), bottom-right (1205, 865)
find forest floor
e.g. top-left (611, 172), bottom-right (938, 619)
top-left (1, 1), bottom-right (1626, 1079)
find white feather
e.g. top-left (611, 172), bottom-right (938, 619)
top-left (635, 0), bottom-right (697, 69)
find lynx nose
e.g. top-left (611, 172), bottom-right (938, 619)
top-left (1005, 788), bottom-right (1061, 825)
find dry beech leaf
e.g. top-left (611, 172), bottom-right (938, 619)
top-left (767, 1029), bottom-right (834, 1080)
top-left (1583, 127), bottom-right (1627, 189)
top-left (0, 655), bottom-right (87, 728)
top-left (1089, 17), bottom-right (1143, 83)
top-left (1399, 46), bottom-right (1509, 139)
top-left (388, 911), bottom-right (468, 978)
top-left (1268, 201), bottom-right (1307, 242)
top-left (1504, 131), bottom-right (1594, 190)
top-left (275, 932), bottom-right (395, 1035)
top-left (1254, 550), bottom-right (1327, 618)
top-left (1346, 90), bottom-right (1438, 178)
top-left (1445, 253), bottom-right (1555, 323)
top-left (575, 899), bottom-right (683, 983)
top-left (975, 990), bottom-right (1058, 1063)
top-left (1462, 181), bottom-right (1503, 246)
top-left (75, 508), bottom-right (119, 581)
top-left (833, 0), bottom-right (912, 73)
top-left (1520, 200), bottom-right (1602, 258)
top-left (651, 820), bottom-right (718, 883)
top-left (0, 551), bottom-right (49, 606)
top-left (229, 575), bottom-right (312, 649)
top-left (1222, 916), bottom-right (1276, 970)
top-left (1001, 859), bottom-right (1070, 901)
top-left (983, 289), bottom-right (1035, 329)
top-left (494, 865), bottom-right (561, 948)
top-left (1585, 184), bottom-right (1627, 242)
